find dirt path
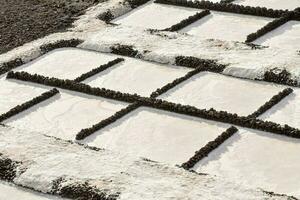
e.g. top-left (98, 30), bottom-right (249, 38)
top-left (0, 0), bottom-right (101, 54)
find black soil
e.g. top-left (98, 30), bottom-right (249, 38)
top-left (0, 0), bottom-right (101, 54)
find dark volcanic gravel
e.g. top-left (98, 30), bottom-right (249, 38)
top-left (0, 0), bottom-right (101, 54)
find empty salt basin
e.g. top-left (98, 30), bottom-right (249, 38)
top-left (234, 0), bottom-right (300, 11)
top-left (194, 128), bottom-right (300, 198)
top-left (180, 11), bottom-right (272, 41)
top-left (5, 89), bottom-right (128, 140)
top-left (0, 182), bottom-right (64, 200)
top-left (259, 88), bottom-right (300, 129)
top-left (112, 2), bottom-right (200, 29)
top-left (16, 48), bottom-right (117, 80)
top-left (83, 57), bottom-right (191, 97)
top-left (254, 21), bottom-right (300, 50)
top-left (159, 72), bottom-right (285, 116)
top-left (83, 107), bottom-right (229, 165)
top-left (0, 78), bottom-right (48, 114)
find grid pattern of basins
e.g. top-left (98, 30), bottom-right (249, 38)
top-left (1, 0), bottom-right (300, 198)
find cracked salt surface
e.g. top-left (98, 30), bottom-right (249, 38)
top-left (84, 55), bottom-right (192, 96)
top-left (16, 48), bottom-right (117, 80)
top-left (194, 128), bottom-right (300, 198)
top-left (0, 78), bottom-right (48, 114)
top-left (159, 72), bottom-right (284, 116)
top-left (0, 182), bottom-right (65, 200)
top-left (112, 2), bottom-right (200, 29)
top-left (254, 20), bottom-right (300, 50)
top-left (180, 11), bottom-right (272, 42)
top-left (234, 0), bottom-right (300, 11)
top-left (83, 107), bottom-right (229, 164)
top-left (259, 88), bottom-right (300, 129)
top-left (5, 89), bottom-right (128, 140)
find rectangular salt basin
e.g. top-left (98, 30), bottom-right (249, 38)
top-left (235, 0), bottom-right (300, 11)
top-left (159, 72), bottom-right (284, 116)
top-left (112, 2), bottom-right (200, 29)
top-left (83, 107), bottom-right (229, 165)
top-left (17, 48), bottom-right (117, 80)
top-left (5, 89), bottom-right (128, 140)
top-left (259, 88), bottom-right (300, 129)
top-left (194, 128), bottom-right (300, 198)
top-left (180, 11), bottom-right (272, 41)
top-left (0, 182), bottom-right (64, 200)
top-left (84, 58), bottom-right (191, 97)
top-left (0, 79), bottom-right (48, 114)
top-left (254, 21), bottom-right (300, 50)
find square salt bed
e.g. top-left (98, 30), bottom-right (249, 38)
top-left (234, 0), bottom-right (300, 11)
top-left (259, 88), bottom-right (300, 129)
top-left (0, 79), bottom-right (48, 114)
top-left (254, 21), bottom-right (300, 50)
top-left (112, 2), bottom-right (200, 29)
top-left (83, 58), bottom-right (191, 97)
top-left (0, 182), bottom-right (63, 200)
top-left (180, 11), bottom-right (272, 41)
top-left (17, 48), bottom-right (117, 80)
top-left (83, 107), bottom-right (229, 165)
top-left (194, 128), bottom-right (300, 198)
top-left (159, 72), bottom-right (284, 116)
top-left (5, 90), bottom-right (128, 140)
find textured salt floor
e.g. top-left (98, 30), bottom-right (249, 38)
top-left (259, 88), bottom-right (300, 129)
top-left (0, 182), bottom-right (65, 200)
top-left (17, 48), bottom-right (117, 80)
top-left (254, 21), bottom-right (300, 50)
top-left (112, 2), bottom-right (200, 29)
top-left (84, 57), bottom-right (191, 96)
top-left (0, 78), bottom-right (48, 114)
top-left (5, 89), bottom-right (128, 140)
top-left (84, 107), bottom-right (229, 164)
top-left (159, 72), bottom-right (284, 116)
top-left (194, 128), bottom-right (300, 198)
top-left (234, 0), bottom-right (300, 11)
top-left (180, 11), bottom-right (272, 41)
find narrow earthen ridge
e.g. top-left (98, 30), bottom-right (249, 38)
top-left (76, 102), bottom-right (141, 140)
top-left (0, 154), bottom-right (22, 181)
top-left (0, 88), bottom-right (59, 123)
top-left (181, 126), bottom-right (238, 170)
top-left (51, 178), bottom-right (118, 200)
top-left (246, 13), bottom-right (293, 43)
top-left (175, 56), bottom-right (225, 69)
top-left (163, 10), bottom-right (210, 32)
top-left (0, 39), bottom-right (83, 76)
top-left (262, 190), bottom-right (299, 200)
top-left (263, 68), bottom-right (298, 86)
top-left (7, 71), bottom-right (300, 139)
top-left (154, 0), bottom-right (289, 18)
top-left (6, 71), bottom-right (139, 103)
top-left (111, 44), bottom-right (139, 57)
top-left (73, 58), bottom-right (125, 82)
top-left (248, 88), bottom-right (293, 118)
top-left (151, 65), bottom-right (225, 98)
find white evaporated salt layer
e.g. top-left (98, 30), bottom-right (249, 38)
top-left (112, 2), bottom-right (200, 29)
top-left (0, 78), bottom-right (48, 114)
top-left (234, 0), bottom-right (300, 11)
top-left (180, 11), bottom-right (272, 42)
top-left (194, 128), bottom-right (300, 198)
top-left (16, 48), bottom-right (117, 80)
top-left (83, 107), bottom-right (229, 164)
top-left (259, 88), bottom-right (300, 129)
top-left (254, 21), bottom-right (300, 50)
top-left (0, 126), bottom-right (284, 199)
top-left (84, 56), bottom-right (191, 96)
top-left (159, 72), bottom-right (284, 116)
top-left (0, 182), bottom-right (65, 200)
top-left (5, 89), bottom-right (127, 140)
